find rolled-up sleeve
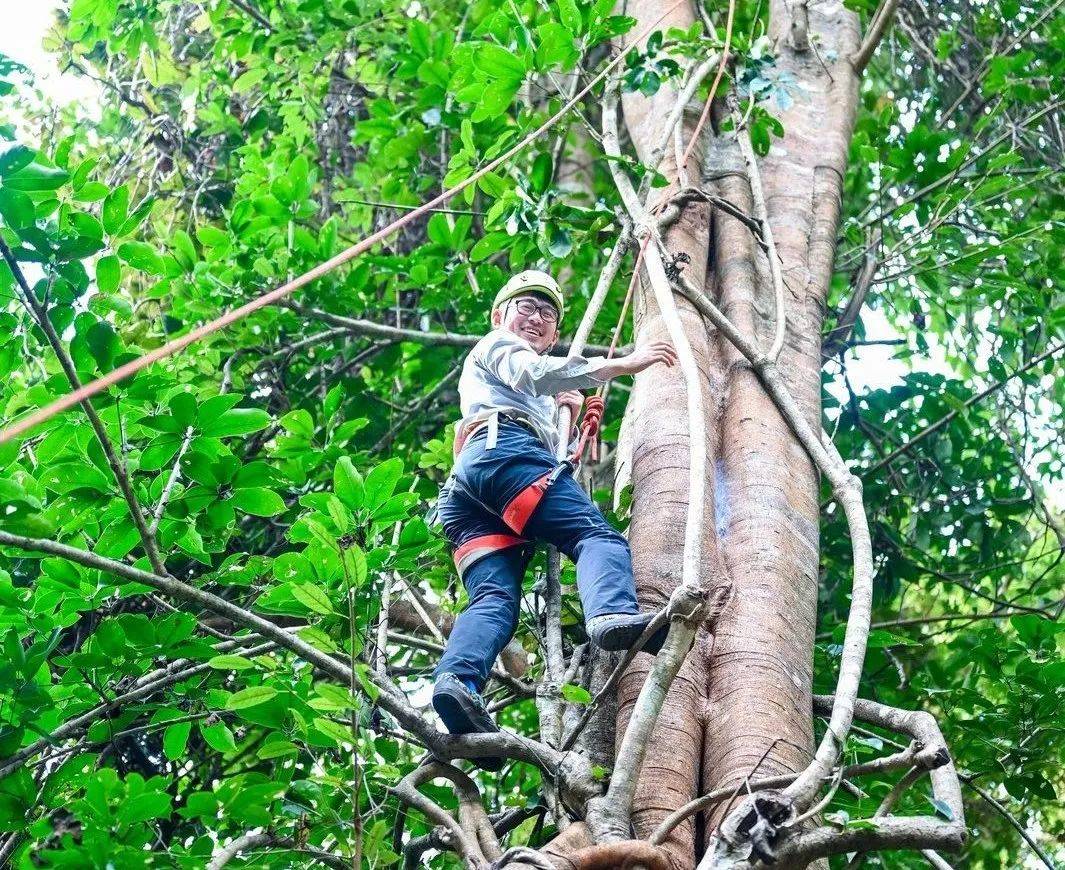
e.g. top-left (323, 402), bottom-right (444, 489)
top-left (477, 331), bottom-right (609, 397)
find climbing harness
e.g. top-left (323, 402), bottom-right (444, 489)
top-left (429, 227), bottom-right (649, 575)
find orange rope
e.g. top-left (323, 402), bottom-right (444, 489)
top-left (0, 0), bottom-right (686, 446)
top-left (679, 0), bottom-right (735, 174)
top-left (568, 234), bottom-right (650, 464)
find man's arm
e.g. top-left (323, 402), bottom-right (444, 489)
top-left (478, 331), bottom-right (609, 397)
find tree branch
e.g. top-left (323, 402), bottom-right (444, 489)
top-left (727, 92), bottom-right (788, 363)
top-left (963, 779), bottom-right (1057, 870)
top-left (851, 0), bottom-right (899, 74)
top-left (290, 303), bottom-right (623, 355)
top-left (863, 342), bottom-right (1063, 476)
top-left (391, 763), bottom-right (492, 869)
top-left (822, 227), bottom-right (882, 357)
top-left (0, 531), bottom-right (563, 775)
top-left (0, 240), bottom-right (168, 576)
top-left (226, 0), bottom-right (274, 33)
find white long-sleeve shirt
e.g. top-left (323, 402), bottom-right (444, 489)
top-left (457, 329), bottom-right (610, 456)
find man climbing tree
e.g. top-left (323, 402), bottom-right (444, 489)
top-left (431, 269), bottom-right (675, 757)
top-left (0, 0), bottom-right (1061, 867)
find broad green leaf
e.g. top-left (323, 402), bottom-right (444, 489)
top-left (291, 582), bottom-right (337, 615)
top-left (472, 43), bottom-right (526, 82)
top-left (0, 144), bottom-right (34, 176)
top-left (196, 225), bottom-right (229, 247)
top-left (208, 655), bottom-right (256, 670)
top-left (334, 456), bottom-right (365, 509)
top-left (199, 721), bottom-right (237, 753)
top-left (230, 487), bottom-right (286, 516)
top-left (233, 67), bottom-right (267, 93)
top-left (3, 162), bottom-right (68, 191)
top-left (162, 721), bottom-right (191, 760)
top-left (102, 185), bottom-right (129, 234)
top-left (117, 791), bottom-right (172, 825)
top-left (95, 254), bottom-right (120, 293)
top-left (365, 457), bottom-right (403, 510)
top-left (225, 685), bottom-right (279, 710)
top-left (257, 739), bottom-right (299, 759)
top-left (557, 0), bottom-right (582, 35)
top-left (0, 188), bottom-right (34, 228)
top-left (561, 683), bottom-right (592, 704)
top-left (313, 716), bottom-right (354, 746)
top-left (117, 241), bottom-right (164, 275)
top-left (201, 407), bottom-right (271, 437)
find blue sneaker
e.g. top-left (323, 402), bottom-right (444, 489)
top-left (432, 673), bottom-right (504, 772)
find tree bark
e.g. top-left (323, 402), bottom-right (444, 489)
top-left (612, 0), bottom-right (863, 865)
top-left (700, 3), bottom-right (860, 841)
top-left (611, 1), bottom-right (724, 866)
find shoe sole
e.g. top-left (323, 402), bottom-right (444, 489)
top-left (432, 687), bottom-right (504, 772)
top-left (594, 617), bottom-right (671, 654)
top-left (592, 617), bottom-right (647, 651)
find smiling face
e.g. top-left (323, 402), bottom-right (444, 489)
top-left (491, 291), bottom-right (560, 354)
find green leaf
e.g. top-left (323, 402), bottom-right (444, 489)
top-left (298, 625), bottom-right (339, 654)
top-left (209, 655), bottom-right (256, 671)
top-left (230, 487), bottom-right (286, 517)
top-left (3, 161), bottom-right (68, 191)
top-left (530, 152), bottom-right (553, 194)
top-left (472, 43), bottom-right (526, 82)
top-left (334, 457), bottom-right (365, 509)
top-left (313, 716), bottom-right (354, 746)
top-left (171, 230), bottom-right (197, 270)
top-left (547, 226), bottom-right (572, 258)
top-left (162, 721), bottom-right (191, 760)
top-left (233, 67), bottom-right (267, 93)
top-left (928, 798), bottom-right (955, 822)
top-left (117, 791), bottom-right (172, 826)
top-left (257, 739), bottom-right (299, 759)
top-left (201, 407), bottom-right (271, 437)
top-left (340, 544), bottom-right (367, 587)
top-left (0, 188), bottom-right (34, 228)
top-left (0, 145), bottom-right (34, 177)
top-left (102, 185), bottom-right (129, 235)
top-left (469, 231), bottom-right (510, 261)
top-left (117, 241), bottom-right (164, 275)
top-left (226, 685), bottom-right (279, 710)
top-left (426, 212), bottom-right (452, 246)
top-left (74, 181), bottom-right (108, 202)
top-left (535, 22), bottom-right (577, 70)
top-left (561, 683), bottom-right (592, 704)
top-left (95, 254), bottom-right (120, 293)
top-left (199, 721), bottom-right (237, 753)
top-left (291, 582), bottom-right (337, 615)
top-left (139, 436), bottom-right (181, 471)
top-left (196, 225), bottom-right (229, 247)
top-left (365, 457), bottom-right (403, 510)
top-left (557, 0), bottom-right (583, 35)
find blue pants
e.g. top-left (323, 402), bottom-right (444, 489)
top-left (434, 422), bottom-right (639, 691)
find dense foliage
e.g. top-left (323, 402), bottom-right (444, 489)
top-left (0, 0), bottom-right (1061, 866)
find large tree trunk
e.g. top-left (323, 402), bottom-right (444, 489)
top-left (611, 1), bottom-right (722, 866)
top-left (613, 1), bottom-right (862, 865)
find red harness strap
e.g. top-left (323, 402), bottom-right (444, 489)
top-left (453, 533), bottom-right (527, 578)
top-left (501, 471), bottom-right (553, 535)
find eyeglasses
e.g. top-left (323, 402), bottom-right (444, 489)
top-left (511, 297), bottom-right (559, 323)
